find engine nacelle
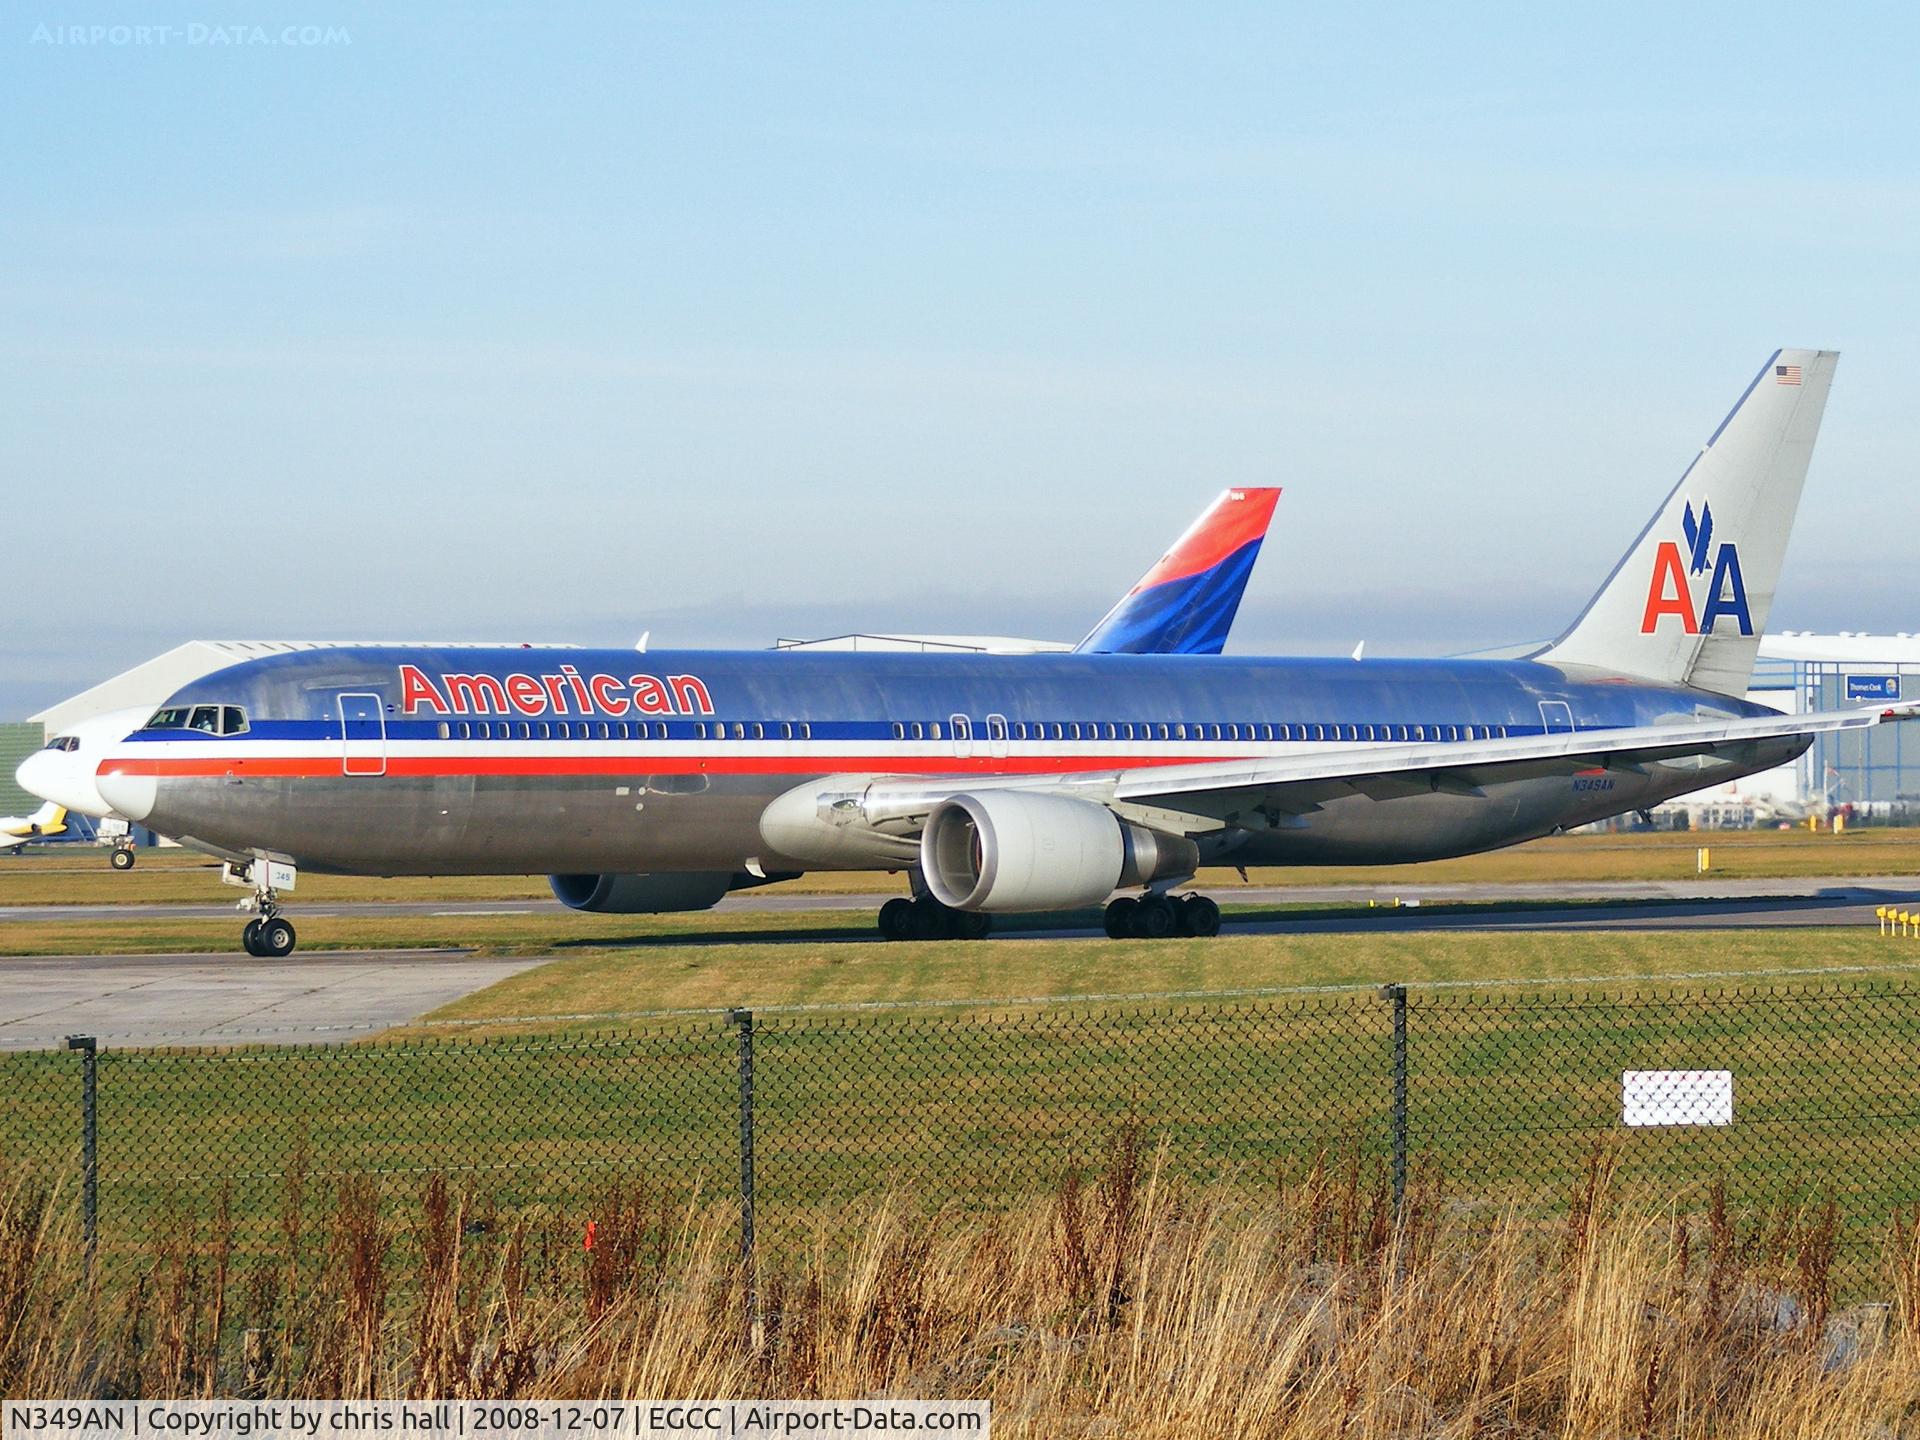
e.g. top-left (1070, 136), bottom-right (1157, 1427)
top-left (921, 791), bottom-right (1198, 912)
top-left (548, 871), bottom-right (735, 914)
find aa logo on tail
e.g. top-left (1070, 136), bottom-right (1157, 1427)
top-left (1640, 500), bottom-right (1751, 636)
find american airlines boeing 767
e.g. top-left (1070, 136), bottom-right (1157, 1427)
top-left (20, 349), bottom-right (1907, 956)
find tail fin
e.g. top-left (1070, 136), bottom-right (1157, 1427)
top-left (1538, 348), bottom-right (1837, 696)
top-left (30, 802), bottom-right (66, 836)
top-left (1076, 488), bottom-right (1280, 655)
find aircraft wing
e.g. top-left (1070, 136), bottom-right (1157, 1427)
top-left (856, 704), bottom-right (1913, 834)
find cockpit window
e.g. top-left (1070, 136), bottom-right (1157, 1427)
top-left (42, 736), bottom-right (79, 753)
top-left (146, 704), bottom-right (248, 734)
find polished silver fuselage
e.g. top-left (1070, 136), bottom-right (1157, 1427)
top-left (102, 647), bottom-right (1802, 877)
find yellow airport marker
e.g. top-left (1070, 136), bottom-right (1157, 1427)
top-left (1878, 905), bottom-right (1889, 936)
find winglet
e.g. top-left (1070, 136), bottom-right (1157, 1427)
top-left (1076, 488), bottom-right (1280, 655)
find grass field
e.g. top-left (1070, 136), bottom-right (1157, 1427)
top-left (5, 961), bottom-right (1917, 1295)
top-left (8, 1163), bottom-right (1916, 1431)
top-left (2, 824), bottom-right (1917, 907)
top-left (408, 927), bottom-right (1920, 1031)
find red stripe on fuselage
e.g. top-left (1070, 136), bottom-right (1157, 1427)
top-left (99, 751), bottom-right (1242, 780)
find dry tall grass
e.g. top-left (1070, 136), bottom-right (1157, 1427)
top-left (3, 1141), bottom-right (1917, 1438)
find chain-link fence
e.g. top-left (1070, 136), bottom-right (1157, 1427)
top-left (2, 981), bottom-right (1917, 1288)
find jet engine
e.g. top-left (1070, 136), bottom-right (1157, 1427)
top-left (920, 791), bottom-right (1198, 912)
top-left (548, 871), bottom-right (737, 914)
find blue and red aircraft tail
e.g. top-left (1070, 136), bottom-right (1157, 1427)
top-left (1076, 488), bottom-right (1280, 656)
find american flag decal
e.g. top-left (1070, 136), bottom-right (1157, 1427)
top-left (1775, 363), bottom-right (1802, 386)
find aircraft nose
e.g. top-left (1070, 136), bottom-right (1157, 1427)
top-left (14, 750), bottom-right (55, 804)
top-left (16, 745), bottom-right (118, 819)
top-left (95, 769), bottom-right (157, 824)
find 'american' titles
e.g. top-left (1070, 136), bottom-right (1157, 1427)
top-left (397, 664), bottom-right (714, 719)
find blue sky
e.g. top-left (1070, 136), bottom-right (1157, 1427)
top-left (5, 2), bottom-right (1919, 716)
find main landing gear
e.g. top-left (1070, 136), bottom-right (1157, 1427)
top-left (877, 894), bottom-right (992, 942)
top-left (1104, 892), bottom-right (1221, 939)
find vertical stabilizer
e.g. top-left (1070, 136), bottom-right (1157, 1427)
top-left (1538, 348), bottom-right (1837, 696)
top-left (1077, 488), bottom-right (1280, 655)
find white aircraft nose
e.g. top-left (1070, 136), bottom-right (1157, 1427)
top-left (15, 748), bottom-right (116, 819)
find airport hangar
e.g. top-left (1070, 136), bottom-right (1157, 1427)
top-left (4, 632), bottom-right (1920, 829)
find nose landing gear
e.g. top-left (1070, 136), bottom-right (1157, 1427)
top-left (226, 859), bottom-right (300, 957)
top-left (242, 914), bottom-right (298, 958)
top-left (109, 845), bottom-right (135, 870)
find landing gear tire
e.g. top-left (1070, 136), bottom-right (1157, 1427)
top-left (951, 910), bottom-right (992, 941)
top-left (887, 894), bottom-right (991, 941)
top-left (109, 847), bottom-right (135, 871)
top-left (878, 897), bottom-right (915, 941)
top-left (242, 919), bottom-right (265, 956)
top-left (257, 918), bottom-right (297, 958)
top-left (1178, 894), bottom-right (1222, 937)
top-left (1105, 892), bottom-right (1219, 939)
top-left (1133, 894), bottom-right (1179, 939)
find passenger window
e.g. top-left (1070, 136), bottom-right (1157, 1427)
top-left (437, 722), bottom-right (450, 740)
top-left (1413, 726), bottom-right (1425, 741)
top-left (516, 722), bottom-right (531, 740)
top-left (1173, 724), bottom-right (1187, 740)
top-left (735, 722), bottom-right (748, 740)
top-left (798, 722), bottom-right (811, 740)
top-left (695, 722), bottom-right (708, 739)
top-left (911, 722), bottom-right (924, 740)
top-left (1069, 723), bottom-right (1082, 740)
top-left (1157, 723), bottom-right (1170, 740)
top-left (930, 722), bottom-right (943, 740)
top-left (779, 723), bottom-right (791, 740)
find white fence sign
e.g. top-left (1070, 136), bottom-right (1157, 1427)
top-left (1621, 1069), bottom-right (1734, 1127)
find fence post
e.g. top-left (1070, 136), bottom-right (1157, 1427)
top-left (727, 1009), bottom-right (758, 1339)
top-left (66, 1035), bottom-right (97, 1267)
top-left (1378, 986), bottom-right (1407, 1215)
